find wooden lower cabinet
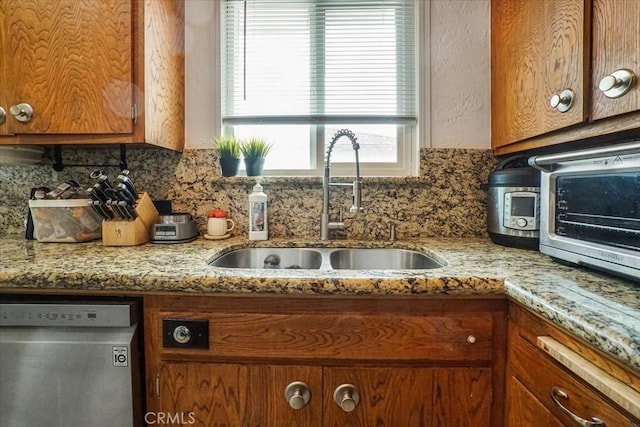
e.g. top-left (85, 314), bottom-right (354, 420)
top-left (155, 363), bottom-right (491, 427)
top-left (144, 295), bottom-right (507, 427)
top-left (157, 363), bottom-right (322, 426)
top-left (324, 367), bottom-right (491, 427)
top-left (506, 303), bottom-right (640, 427)
top-left (506, 376), bottom-right (564, 427)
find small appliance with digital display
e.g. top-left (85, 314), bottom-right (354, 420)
top-left (503, 191), bottom-right (539, 231)
top-left (485, 156), bottom-right (541, 250)
top-left (151, 213), bottom-right (199, 243)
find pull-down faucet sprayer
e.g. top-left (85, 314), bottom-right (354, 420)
top-left (320, 129), bottom-right (364, 240)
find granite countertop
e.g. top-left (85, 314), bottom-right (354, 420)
top-left (0, 235), bottom-right (638, 373)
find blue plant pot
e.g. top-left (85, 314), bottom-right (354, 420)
top-left (244, 158), bottom-right (265, 176)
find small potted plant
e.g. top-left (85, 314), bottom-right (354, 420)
top-left (240, 137), bottom-right (272, 176)
top-left (214, 135), bottom-right (241, 177)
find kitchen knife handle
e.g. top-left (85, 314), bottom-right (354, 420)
top-left (117, 174), bottom-right (137, 198)
top-left (89, 200), bottom-right (113, 220)
top-left (107, 198), bottom-right (126, 220)
top-left (116, 183), bottom-right (136, 205)
top-left (90, 170), bottom-right (112, 189)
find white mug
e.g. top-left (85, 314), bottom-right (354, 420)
top-left (207, 217), bottom-right (235, 236)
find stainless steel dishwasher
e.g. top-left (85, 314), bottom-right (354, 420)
top-left (0, 298), bottom-right (144, 427)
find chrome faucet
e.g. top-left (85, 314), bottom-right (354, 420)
top-left (320, 129), bottom-right (364, 240)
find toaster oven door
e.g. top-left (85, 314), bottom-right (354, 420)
top-left (554, 172), bottom-right (640, 251)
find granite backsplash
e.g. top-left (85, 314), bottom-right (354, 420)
top-left (0, 147), bottom-right (497, 240)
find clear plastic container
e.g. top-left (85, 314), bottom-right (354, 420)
top-left (28, 199), bottom-right (103, 242)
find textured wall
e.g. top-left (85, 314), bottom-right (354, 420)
top-left (0, 147), bottom-right (496, 240)
top-left (429, 0), bottom-right (491, 149)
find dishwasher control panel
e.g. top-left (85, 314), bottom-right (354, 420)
top-left (0, 303), bottom-right (135, 327)
top-left (162, 318), bottom-right (209, 349)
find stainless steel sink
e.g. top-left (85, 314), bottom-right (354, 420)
top-left (329, 248), bottom-right (443, 270)
top-left (209, 248), bottom-right (323, 269)
top-left (209, 247), bottom-right (444, 271)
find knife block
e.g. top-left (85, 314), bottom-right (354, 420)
top-left (102, 192), bottom-right (159, 246)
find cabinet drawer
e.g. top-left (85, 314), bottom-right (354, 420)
top-left (509, 334), bottom-right (637, 425)
top-left (159, 312), bottom-right (493, 363)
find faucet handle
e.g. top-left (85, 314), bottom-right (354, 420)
top-left (350, 180), bottom-right (364, 213)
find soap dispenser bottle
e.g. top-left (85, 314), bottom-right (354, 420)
top-left (248, 182), bottom-right (268, 240)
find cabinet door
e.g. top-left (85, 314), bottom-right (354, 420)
top-left (509, 334), bottom-right (637, 426)
top-left (4, 0), bottom-right (133, 135)
top-left (157, 362), bottom-right (322, 427)
top-left (323, 367), bottom-right (492, 427)
top-left (0, 2), bottom-right (8, 136)
top-left (591, 0), bottom-right (640, 120)
top-left (432, 368), bottom-right (493, 426)
top-left (506, 376), bottom-right (566, 427)
top-left (491, 0), bottom-right (587, 148)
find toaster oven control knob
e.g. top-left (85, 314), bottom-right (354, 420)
top-left (598, 69), bottom-right (635, 99)
top-left (516, 218), bottom-right (528, 228)
top-left (172, 325), bottom-right (192, 344)
top-left (550, 89), bottom-right (575, 113)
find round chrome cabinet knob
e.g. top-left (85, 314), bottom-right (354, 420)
top-left (172, 325), bottom-right (192, 344)
top-left (284, 381), bottom-right (311, 409)
top-left (598, 69), bottom-right (635, 99)
top-left (0, 106), bottom-right (6, 125)
top-left (333, 384), bottom-right (360, 412)
top-left (550, 89), bottom-right (575, 113)
top-left (9, 103), bottom-right (34, 123)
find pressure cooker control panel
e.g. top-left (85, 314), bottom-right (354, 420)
top-left (503, 191), bottom-right (540, 231)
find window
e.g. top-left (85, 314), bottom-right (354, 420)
top-left (221, 0), bottom-right (418, 176)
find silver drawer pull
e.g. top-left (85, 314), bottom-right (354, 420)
top-left (333, 384), bottom-right (360, 412)
top-left (285, 381), bottom-right (311, 410)
top-left (550, 387), bottom-right (605, 426)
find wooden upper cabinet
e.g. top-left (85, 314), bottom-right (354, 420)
top-left (0, 0), bottom-right (184, 150)
top-left (0, 1), bottom-right (7, 136)
top-left (491, 0), bottom-right (588, 149)
top-left (492, 0), bottom-right (640, 155)
top-left (591, 0), bottom-right (640, 121)
top-left (5, 1), bottom-right (133, 135)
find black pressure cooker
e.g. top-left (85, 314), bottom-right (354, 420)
top-left (484, 156), bottom-right (541, 250)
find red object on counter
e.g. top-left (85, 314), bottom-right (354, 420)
top-left (207, 209), bottom-right (228, 218)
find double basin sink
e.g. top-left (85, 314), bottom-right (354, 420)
top-left (209, 247), bottom-right (445, 271)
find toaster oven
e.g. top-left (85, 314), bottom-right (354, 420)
top-left (530, 142), bottom-right (640, 282)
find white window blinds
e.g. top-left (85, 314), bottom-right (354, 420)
top-left (221, 0), bottom-right (417, 125)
